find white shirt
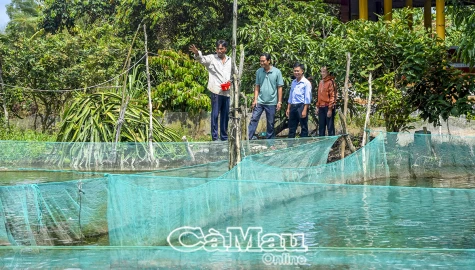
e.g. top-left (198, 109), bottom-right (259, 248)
top-left (195, 51), bottom-right (232, 96)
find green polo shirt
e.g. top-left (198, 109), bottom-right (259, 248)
top-left (255, 66), bottom-right (284, 105)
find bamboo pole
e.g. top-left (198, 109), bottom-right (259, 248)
top-left (0, 54), bottom-right (9, 129)
top-left (114, 24), bottom-right (141, 162)
top-left (144, 24), bottom-right (155, 165)
top-left (340, 52), bottom-right (356, 158)
top-left (362, 72), bottom-right (372, 147)
top-left (424, 0), bottom-right (432, 31)
top-left (362, 73), bottom-right (372, 182)
top-left (182, 136), bottom-right (195, 162)
top-left (384, 0), bottom-right (392, 21)
top-left (229, 0), bottom-right (242, 170)
top-left (114, 96), bottom-right (130, 144)
top-left (236, 44), bottom-right (245, 156)
top-left (359, 0), bottom-right (368, 20)
top-left (436, 0), bottom-right (445, 40)
top-left (121, 24), bottom-right (142, 104)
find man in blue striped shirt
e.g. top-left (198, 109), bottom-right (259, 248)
top-left (286, 63), bottom-right (312, 138)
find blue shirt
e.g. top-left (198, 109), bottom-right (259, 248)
top-left (288, 77), bottom-right (312, 104)
top-left (255, 66), bottom-right (284, 105)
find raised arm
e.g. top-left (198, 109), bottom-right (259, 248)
top-left (189, 44), bottom-right (213, 66)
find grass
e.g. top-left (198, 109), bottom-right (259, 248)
top-left (0, 126), bottom-right (56, 141)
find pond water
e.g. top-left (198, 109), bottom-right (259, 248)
top-left (368, 175), bottom-right (475, 189)
top-left (1, 171), bottom-right (474, 268)
top-left (226, 183), bottom-right (475, 250)
top-left (0, 170), bottom-right (104, 186)
top-left (2, 170), bottom-right (474, 189)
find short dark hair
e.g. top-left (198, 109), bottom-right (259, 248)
top-left (216, 40), bottom-right (228, 48)
top-left (321, 66), bottom-right (333, 76)
top-left (260, 53), bottom-right (271, 61)
top-left (293, 62), bottom-right (305, 71)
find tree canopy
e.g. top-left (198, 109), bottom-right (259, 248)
top-left (1, 0), bottom-right (474, 140)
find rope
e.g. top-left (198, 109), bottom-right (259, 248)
top-left (0, 54), bottom-right (147, 93)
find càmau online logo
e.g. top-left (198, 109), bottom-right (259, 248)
top-left (167, 226), bottom-right (308, 253)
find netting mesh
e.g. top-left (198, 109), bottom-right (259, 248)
top-left (384, 132), bottom-right (475, 179)
top-left (221, 133), bottom-right (388, 184)
top-left (0, 132), bottom-right (474, 268)
top-left (0, 137), bottom-right (330, 171)
top-left (1, 247), bottom-right (474, 269)
top-left (0, 177), bottom-right (108, 246)
top-left (106, 175), bottom-right (475, 249)
top-left (0, 140), bottom-right (224, 171)
top-left (145, 160), bottom-right (230, 178)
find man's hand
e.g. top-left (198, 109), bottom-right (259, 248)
top-left (327, 109), bottom-right (332, 118)
top-left (301, 110), bottom-right (307, 118)
top-left (277, 103), bottom-right (281, 111)
top-left (189, 44), bottom-right (199, 55)
top-left (251, 100), bottom-right (257, 109)
top-left (286, 108), bottom-right (290, 118)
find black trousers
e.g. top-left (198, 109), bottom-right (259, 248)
top-left (288, 104), bottom-right (308, 138)
top-left (318, 106), bottom-right (335, 136)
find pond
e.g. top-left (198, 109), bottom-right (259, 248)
top-left (1, 132), bottom-right (474, 269)
top-left (0, 170), bottom-right (104, 186)
top-left (1, 174), bottom-right (474, 269)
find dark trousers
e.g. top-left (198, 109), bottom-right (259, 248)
top-left (248, 104), bottom-right (276, 139)
top-left (288, 104), bottom-right (308, 138)
top-left (211, 93), bottom-right (230, 141)
top-left (318, 106), bottom-right (335, 136)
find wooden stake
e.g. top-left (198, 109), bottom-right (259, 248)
top-left (362, 72), bottom-right (372, 147)
top-left (144, 24), bottom-right (155, 164)
top-left (229, 0), bottom-right (242, 170)
top-left (0, 54), bottom-right (9, 129)
top-left (340, 52), bottom-right (356, 157)
top-left (114, 24), bottom-right (141, 162)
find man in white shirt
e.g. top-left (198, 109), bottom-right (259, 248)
top-left (189, 40), bottom-right (232, 141)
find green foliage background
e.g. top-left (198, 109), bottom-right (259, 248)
top-left (0, 0), bottom-right (474, 141)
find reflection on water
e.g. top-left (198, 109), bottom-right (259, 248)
top-left (367, 175), bottom-right (475, 189)
top-left (0, 171), bottom-right (104, 186)
top-left (1, 246), bottom-right (473, 269)
top-left (211, 183), bottom-right (475, 250)
top-left (0, 171), bottom-right (152, 186)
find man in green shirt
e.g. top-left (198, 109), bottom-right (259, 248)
top-left (248, 53), bottom-right (284, 139)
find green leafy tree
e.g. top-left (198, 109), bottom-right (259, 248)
top-left (40, 0), bottom-right (117, 34)
top-left (239, 0), bottom-right (343, 132)
top-left (5, 0), bottom-right (41, 36)
top-left (116, 0), bottom-right (318, 52)
top-left (412, 69), bottom-right (475, 126)
top-left (447, 1), bottom-right (475, 67)
top-left (2, 22), bottom-right (128, 132)
top-left (149, 50), bottom-right (210, 113)
top-left (344, 10), bottom-right (451, 131)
